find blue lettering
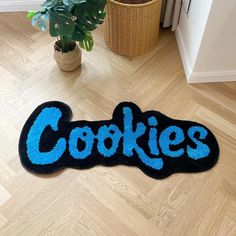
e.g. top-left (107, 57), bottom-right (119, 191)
top-left (148, 116), bottom-right (160, 155)
top-left (26, 107), bottom-right (66, 165)
top-left (159, 126), bottom-right (184, 158)
top-left (123, 107), bottom-right (163, 170)
top-left (69, 126), bottom-right (95, 159)
top-left (187, 126), bottom-right (210, 159)
top-left (97, 124), bottom-right (122, 157)
top-left (21, 102), bottom-right (217, 177)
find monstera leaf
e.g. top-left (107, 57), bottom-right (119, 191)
top-left (79, 32), bottom-right (94, 51)
top-left (71, 25), bottom-right (86, 41)
top-left (29, 0), bottom-right (106, 52)
top-left (63, 0), bottom-right (85, 5)
top-left (43, 0), bottom-right (60, 9)
top-left (73, 0), bottom-right (106, 32)
top-left (49, 6), bottom-right (76, 37)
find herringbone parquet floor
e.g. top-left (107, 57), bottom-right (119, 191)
top-left (0, 13), bottom-right (236, 236)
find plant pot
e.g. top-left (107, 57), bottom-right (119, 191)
top-left (104, 0), bottom-right (162, 56)
top-left (54, 41), bottom-right (82, 72)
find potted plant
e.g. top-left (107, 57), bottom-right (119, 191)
top-left (28, 0), bottom-right (106, 71)
top-left (104, 0), bottom-right (162, 56)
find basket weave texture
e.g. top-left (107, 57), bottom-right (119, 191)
top-left (54, 44), bottom-right (82, 72)
top-left (104, 0), bottom-right (162, 56)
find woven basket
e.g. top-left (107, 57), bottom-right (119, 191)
top-left (54, 42), bottom-right (82, 72)
top-left (104, 0), bottom-right (162, 56)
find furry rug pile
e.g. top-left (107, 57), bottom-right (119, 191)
top-left (19, 102), bottom-right (219, 179)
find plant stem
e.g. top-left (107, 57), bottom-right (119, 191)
top-left (60, 37), bottom-right (76, 53)
top-left (60, 36), bottom-right (70, 53)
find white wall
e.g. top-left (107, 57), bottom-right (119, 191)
top-left (175, 0), bottom-right (213, 81)
top-left (194, 0), bottom-right (236, 73)
top-left (0, 1), bottom-right (42, 12)
top-left (175, 0), bottom-right (236, 83)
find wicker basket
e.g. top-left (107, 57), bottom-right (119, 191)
top-left (54, 42), bottom-right (82, 72)
top-left (104, 0), bottom-right (162, 56)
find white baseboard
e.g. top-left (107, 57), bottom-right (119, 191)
top-left (175, 26), bottom-right (236, 83)
top-left (189, 71), bottom-right (236, 83)
top-left (0, 1), bottom-right (42, 12)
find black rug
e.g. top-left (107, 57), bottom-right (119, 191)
top-left (18, 101), bottom-right (219, 179)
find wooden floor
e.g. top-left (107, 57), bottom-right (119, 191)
top-left (0, 13), bottom-right (235, 236)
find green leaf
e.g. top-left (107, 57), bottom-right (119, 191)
top-left (73, 1), bottom-right (106, 32)
top-left (27, 11), bottom-right (37, 19)
top-left (49, 6), bottom-right (76, 37)
top-left (43, 0), bottom-right (60, 9)
top-left (72, 0), bottom-right (87, 4)
top-left (32, 12), bottom-right (42, 26)
top-left (63, 0), bottom-right (75, 6)
top-left (32, 0), bottom-right (106, 51)
top-left (79, 32), bottom-right (94, 51)
top-left (71, 26), bottom-right (86, 41)
top-left (39, 12), bottom-right (49, 31)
